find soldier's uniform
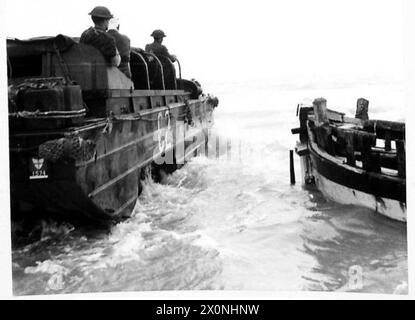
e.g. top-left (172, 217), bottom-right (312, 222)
top-left (145, 42), bottom-right (176, 62)
top-left (107, 29), bottom-right (132, 78)
top-left (145, 30), bottom-right (176, 62)
top-left (80, 27), bottom-right (118, 62)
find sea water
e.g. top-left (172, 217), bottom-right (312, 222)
top-left (11, 77), bottom-right (408, 295)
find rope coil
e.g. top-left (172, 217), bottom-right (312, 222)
top-left (9, 108), bottom-right (87, 119)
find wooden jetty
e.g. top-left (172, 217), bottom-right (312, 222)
top-left (292, 98), bottom-right (406, 222)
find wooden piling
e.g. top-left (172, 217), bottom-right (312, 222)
top-left (355, 98), bottom-right (369, 121)
top-left (290, 150), bottom-right (295, 185)
top-left (315, 124), bottom-right (335, 155)
top-left (360, 132), bottom-right (380, 172)
top-left (298, 107), bottom-right (313, 143)
top-left (344, 130), bottom-right (356, 166)
top-left (384, 131), bottom-right (391, 152)
top-left (396, 140), bottom-right (405, 178)
top-left (334, 127), bottom-right (378, 170)
top-left (333, 128), bottom-right (355, 166)
top-left (313, 98), bottom-right (328, 124)
top-left (312, 98), bottom-right (333, 155)
top-left (323, 125), bottom-right (335, 155)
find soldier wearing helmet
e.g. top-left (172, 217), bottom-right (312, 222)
top-left (145, 29), bottom-right (177, 62)
top-left (107, 18), bottom-right (132, 78)
top-left (80, 6), bottom-right (121, 67)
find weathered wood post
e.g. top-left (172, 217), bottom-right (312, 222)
top-left (355, 98), bottom-right (369, 121)
top-left (360, 132), bottom-right (380, 172)
top-left (396, 140), bottom-right (406, 178)
top-left (299, 107), bottom-right (313, 143)
top-left (321, 125), bottom-right (335, 155)
top-left (289, 150), bottom-right (295, 185)
top-left (313, 98), bottom-right (328, 124)
top-left (342, 129), bottom-right (356, 166)
top-left (313, 98), bottom-right (333, 152)
top-left (384, 131), bottom-right (391, 151)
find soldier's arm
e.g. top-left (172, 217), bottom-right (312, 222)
top-left (162, 45), bottom-right (176, 62)
top-left (102, 36), bottom-right (121, 66)
top-left (110, 48), bottom-right (121, 67)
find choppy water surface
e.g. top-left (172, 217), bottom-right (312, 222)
top-left (12, 79), bottom-right (407, 295)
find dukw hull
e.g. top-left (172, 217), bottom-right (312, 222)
top-left (10, 99), bottom-right (213, 223)
top-left (8, 34), bottom-right (218, 224)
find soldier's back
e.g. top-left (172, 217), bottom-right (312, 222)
top-left (145, 42), bottom-right (167, 56)
top-left (80, 27), bottom-right (117, 60)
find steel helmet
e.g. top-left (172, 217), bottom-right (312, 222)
top-left (151, 29), bottom-right (166, 38)
top-left (89, 6), bottom-right (113, 19)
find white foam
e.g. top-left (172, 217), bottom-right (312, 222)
top-left (25, 260), bottom-right (69, 276)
